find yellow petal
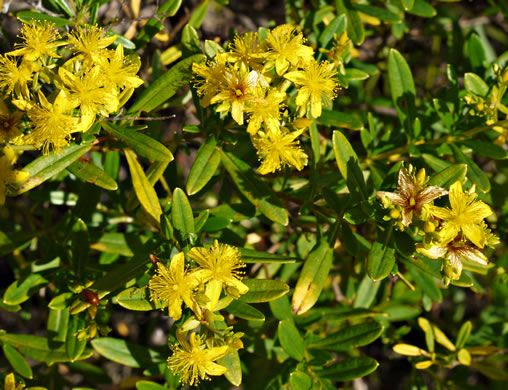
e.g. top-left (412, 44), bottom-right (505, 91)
top-left (205, 279), bottom-right (223, 311)
top-left (462, 223), bottom-right (486, 248)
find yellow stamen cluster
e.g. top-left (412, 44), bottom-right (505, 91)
top-left (192, 25), bottom-right (340, 174)
top-left (0, 21), bottom-right (143, 154)
top-left (148, 241), bottom-right (248, 385)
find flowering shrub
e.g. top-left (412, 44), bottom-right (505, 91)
top-left (1, 1), bottom-right (507, 389)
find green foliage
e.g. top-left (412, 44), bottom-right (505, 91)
top-left (1, 1), bottom-right (508, 389)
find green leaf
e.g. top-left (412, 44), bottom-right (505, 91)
top-left (307, 321), bottom-right (384, 350)
top-left (239, 279), bottom-right (289, 303)
top-left (186, 137), bottom-right (221, 195)
top-left (427, 164), bottom-right (467, 188)
top-left (225, 300), bottom-right (265, 321)
top-left (292, 240), bottom-right (334, 315)
top-left (220, 151), bottom-right (288, 226)
top-left (332, 130), bottom-right (368, 200)
top-left (239, 247), bottom-right (298, 263)
top-left (460, 140), bottom-right (508, 160)
top-left (289, 371), bottom-right (312, 390)
top-left (353, 275), bottom-right (381, 308)
top-left (102, 122), bottom-right (173, 162)
top-left (114, 287), bottom-right (160, 311)
top-left (468, 34), bottom-right (487, 71)
top-left (67, 160), bottom-right (118, 191)
top-left (128, 54), bottom-right (205, 113)
top-left (401, 0), bottom-right (415, 10)
top-left (188, 0), bottom-right (209, 28)
top-left (319, 110), bottom-right (364, 130)
top-left (48, 292), bottom-right (75, 310)
top-left (336, 0), bottom-right (365, 45)
top-left (319, 14), bottom-right (347, 48)
top-left (351, 4), bottom-right (401, 22)
top-left (71, 218), bottom-right (89, 281)
top-left (48, 308), bottom-right (69, 343)
top-left (317, 356), bottom-right (379, 381)
top-left (16, 10), bottom-right (72, 26)
top-left (172, 188), bottom-right (195, 236)
top-left (455, 321), bottom-right (472, 349)
top-left (367, 235), bottom-right (395, 282)
top-left (3, 344), bottom-right (33, 379)
top-left (407, 0), bottom-right (436, 17)
top-left (450, 144), bottom-right (490, 192)
top-left (66, 316), bottom-right (87, 362)
top-left (464, 73), bottom-right (489, 97)
top-left (388, 49), bottom-right (416, 137)
top-left (3, 274), bottom-right (48, 305)
top-left (52, 0), bottom-right (74, 16)
top-left (91, 337), bottom-right (163, 368)
top-left (125, 149), bottom-right (163, 222)
top-left (136, 381), bottom-right (166, 390)
top-left (408, 264), bottom-right (442, 302)
top-left (422, 153), bottom-right (452, 172)
top-left (278, 320), bottom-right (305, 361)
top-left (218, 349), bottom-right (242, 387)
top-left (181, 24), bottom-right (202, 55)
top-left (0, 332), bottom-right (90, 363)
top-left (14, 143), bottom-right (91, 195)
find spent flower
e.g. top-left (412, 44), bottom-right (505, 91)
top-left (377, 166), bottom-right (448, 227)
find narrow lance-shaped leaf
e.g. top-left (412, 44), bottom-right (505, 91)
top-left (332, 130), bottom-right (368, 200)
top-left (13, 143), bottom-right (91, 195)
top-left (3, 344), bottom-right (33, 379)
top-left (307, 321), bottom-right (384, 350)
top-left (172, 187), bottom-right (195, 237)
top-left (367, 227), bottom-right (395, 282)
top-left (125, 149), bottom-right (163, 223)
top-left (91, 337), bottom-right (164, 368)
top-left (278, 320), bottom-right (305, 361)
top-left (450, 144), bottom-right (490, 192)
top-left (292, 239), bottom-right (334, 315)
top-left (239, 279), bottom-right (289, 303)
top-left (220, 150), bottom-right (288, 226)
top-left (102, 122), bottom-right (173, 163)
top-left (72, 218), bottom-right (89, 281)
top-left (388, 49), bottom-right (416, 138)
top-left (186, 136), bottom-right (221, 195)
top-left (67, 160), bottom-right (118, 191)
top-left (317, 356), bottom-right (379, 381)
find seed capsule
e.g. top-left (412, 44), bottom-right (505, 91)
top-left (82, 289), bottom-right (99, 306)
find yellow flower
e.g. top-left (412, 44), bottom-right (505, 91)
top-left (209, 66), bottom-right (259, 125)
top-left (265, 24), bottom-right (314, 75)
top-left (376, 166), bottom-right (448, 227)
top-left (430, 181), bottom-right (492, 248)
top-left (0, 147), bottom-right (29, 205)
top-left (25, 89), bottom-right (81, 154)
top-left (188, 240), bottom-right (248, 311)
top-left (67, 25), bottom-right (117, 67)
top-left (226, 32), bottom-right (266, 71)
top-left (96, 45), bottom-right (144, 91)
top-left (4, 373), bottom-right (25, 390)
top-left (192, 57), bottom-right (228, 107)
top-left (0, 56), bottom-right (34, 97)
top-left (59, 66), bottom-right (119, 129)
top-left (148, 252), bottom-right (202, 320)
top-left (284, 59), bottom-right (338, 118)
top-left (245, 88), bottom-right (285, 135)
top-left (167, 331), bottom-right (228, 386)
top-left (0, 100), bottom-right (23, 144)
top-left (7, 21), bottom-right (63, 61)
top-left (252, 128), bottom-right (308, 175)
top-left (417, 240), bottom-right (489, 281)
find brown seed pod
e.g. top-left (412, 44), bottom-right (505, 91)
top-left (149, 254), bottom-right (161, 264)
top-left (82, 289), bottom-right (99, 306)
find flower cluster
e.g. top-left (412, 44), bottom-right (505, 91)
top-left (0, 21), bottom-right (143, 156)
top-left (149, 241), bottom-right (248, 385)
top-left (192, 25), bottom-right (340, 174)
top-left (377, 165), bottom-right (498, 283)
